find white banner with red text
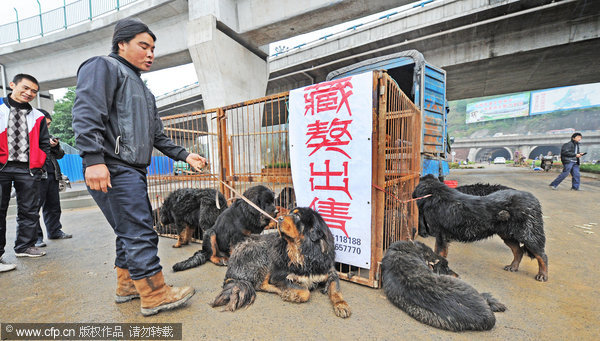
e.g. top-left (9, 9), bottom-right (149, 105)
top-left (288, 71), bottom-right (373, 268)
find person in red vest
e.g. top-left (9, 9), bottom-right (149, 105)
top-left (0, 74), bottom-right (50, 273)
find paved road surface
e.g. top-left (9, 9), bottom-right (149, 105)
top-left (0, 164), bottom-right (598, 340)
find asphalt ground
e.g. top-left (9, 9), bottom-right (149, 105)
top-left (0, 164), bottom-right (598, 340)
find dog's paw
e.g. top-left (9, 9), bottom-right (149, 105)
top-left (281, 289), bottom-right (310, 303)
top-left (535, 273), bottom-right (548, 282)
top-left (210, 256), bottom-right (228, 266)
top-left (333, 301), bottom-right (351, 318)
top-left (503, 265), bottom-right (518, 272)
top-left (286, 274), bottom-right (300, 283)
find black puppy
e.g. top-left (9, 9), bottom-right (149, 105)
top-left (159, 188), bottom-right (227, 248)
top-left (414, 174), bottom-right (548, 281)
top-left (172, 185), bottom-right (277, 271)
top-left (382, 240), bottom-right (506, 331)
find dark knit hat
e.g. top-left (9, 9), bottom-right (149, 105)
top-left (111, 18), bottom-right (156, 53)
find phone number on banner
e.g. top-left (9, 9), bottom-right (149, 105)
top-left (334, 235), bottom-right (362, 254)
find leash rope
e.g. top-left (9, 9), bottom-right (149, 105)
top-left (371, 184), bottom-right (431, 203)
top-left (205, 173), bottom-right (278, 224)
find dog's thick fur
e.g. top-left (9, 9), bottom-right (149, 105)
top-left (159, 188), bottom-right (227, 248)
top-left (172, 185), bottom-right (277, 271)
top-left (456, 183), bottom-right (513, 196)
top-left (414, 174), bottom-right (548, 281)
top-left (211, 207), bottom-right (351, 318)
top-left (382, 241), bottom-right (506, 331)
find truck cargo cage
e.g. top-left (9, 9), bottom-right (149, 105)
top-left (148, 71), bottom-right (421, 288)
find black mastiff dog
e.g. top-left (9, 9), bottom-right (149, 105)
top-left (158, 188), bottom-right (227, 247)
top-left (414, 174), bottom-right (548, 282)
top-left (211, 207), bottom-right (351, 318)
top-left (172, 185), bottom-right (277, 271)
top-left (382, 241), bottom-right (506, 331)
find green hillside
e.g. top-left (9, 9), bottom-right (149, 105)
top-left (447, 101), bottom-right (600, 139)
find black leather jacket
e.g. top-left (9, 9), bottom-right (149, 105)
top-left (560, 140), bottom-right (580, 165)
top-left (72, 53), bottom-right (189, 171)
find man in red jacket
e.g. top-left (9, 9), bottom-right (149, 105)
top-left (0, 74), bottom-right (50, 273)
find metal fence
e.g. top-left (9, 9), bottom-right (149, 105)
top-left (0, 0), bottom-right (139, 45)
top-left (148, 71), bottom-right (422, 288)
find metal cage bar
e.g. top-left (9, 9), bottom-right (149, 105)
top-left (149, 71), bottom-right (421, 288)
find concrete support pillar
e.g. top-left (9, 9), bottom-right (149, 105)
top-left (186, 15), bottom-right (268, 110)
top-left (467, 148), bottom-right (481, 162)
top-left (516, 145), bottom-right (533, 159)
top-left (504, 147), bottom-right (514, 160)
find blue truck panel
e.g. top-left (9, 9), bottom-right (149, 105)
top-left (327, 50), bottom-right (449, 178)
top-left (422, 64), bottom-right (446, 156)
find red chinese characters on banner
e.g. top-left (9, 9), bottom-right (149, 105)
top-left (309, 197), bottom-right (352, 237)
top-left (304, 76), bottom-right (355, 238)
top-left (309, 161), bottom-right (352, 200)
top-left (305, 118), bottom-right (353, 158)
top-left (304, 77), bottom-right (354, 116)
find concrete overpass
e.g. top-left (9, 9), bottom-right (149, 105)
top-left (267, 0), bottom-right (600, 100)
top-left (451, 131), bottom-right (600, 161)
top-left (0, 0), bottom-right (409, 110)
top-left (2, 0), bottom-right (598, 110)
top-left (157, 0), bottom-right (600, 111)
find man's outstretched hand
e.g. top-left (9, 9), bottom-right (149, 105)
top-left (186, 153), bottom-right (208, 172)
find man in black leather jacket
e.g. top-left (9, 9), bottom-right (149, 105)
top-left (72, 18), bottom-right (206, 316)
top-left (35, 109), bottom-right (72, 248)
top-left (549, 132), bottom-right (584, 190)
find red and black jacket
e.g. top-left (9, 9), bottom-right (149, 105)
top-left (0, 96), bottom-right (50, 170)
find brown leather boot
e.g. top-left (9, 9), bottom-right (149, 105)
top-left (115, 267), bottom-right (140, 303)
top-left (132, 271), bottom-right (195, 316)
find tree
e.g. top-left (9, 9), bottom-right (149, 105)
top-left (50, 87), bottom-right (76, 147)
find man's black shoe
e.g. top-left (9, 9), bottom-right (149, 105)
top-left (49, 231), bottom-right (73, 239)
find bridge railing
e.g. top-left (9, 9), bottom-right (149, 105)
top-left (0, 0), bottom-right (139, 46)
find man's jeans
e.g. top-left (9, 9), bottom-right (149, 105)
top-left (0, 170), bottom-right (41, 257)
top-left (550, 161), bottom-right (580, 189)
top-left (87, 164), bottom-right (161, 280)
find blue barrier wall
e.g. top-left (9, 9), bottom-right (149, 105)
top-left (148, 156), bottom-right (174, 175)
top-left (57, 154), bottom-right (84, 182)
top-left (57, 154), bottom-right (174, 182)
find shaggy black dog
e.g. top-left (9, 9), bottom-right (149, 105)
top-left (211, 207), bottom-right (351, 318)
top-left (414, 174), bottom-right (548, 282)
top-left (275, 186), bottom-right (296, 216)
top-left (159, 188), bottom-right (227, 248)
top-left (172, 185), bottom-right (277, 271)
top-left (382, 240), bottom-right (506, 331)
top-left (456, 183), bottom-right (513, 196)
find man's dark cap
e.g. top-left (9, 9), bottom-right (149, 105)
top-left (111, 18), bottom-right (156, 53)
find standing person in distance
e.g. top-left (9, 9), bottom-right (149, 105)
top-left (35, 109), bottom-right (72, 248)
top-left (549, 132), bottom-right (584, 191)
top-left (72, 18), bottom-right (207, 316)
